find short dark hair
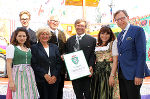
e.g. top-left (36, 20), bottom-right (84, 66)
top-left (97, 26), bottom-right (115, 46)
top-left (11, 27), bottom-right (30, 48)
top-left (113, 10), bottom-right (128, 19)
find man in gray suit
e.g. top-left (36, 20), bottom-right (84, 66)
top-left (11, 10), bottom-right (37, 45)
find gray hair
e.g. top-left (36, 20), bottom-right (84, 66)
top-left (36, 27), bottom-right (51, 41)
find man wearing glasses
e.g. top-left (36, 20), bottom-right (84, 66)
top-left (11, 10), bottom-right (37, 45)
top-left (113, 10), bottom-right (150, 99)
top-left (47, 15), bottom-right (66, 99)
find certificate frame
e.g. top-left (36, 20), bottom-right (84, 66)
top-left (64, 50), bottom-right (91, 80)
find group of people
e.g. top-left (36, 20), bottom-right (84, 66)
top-left (5, 9), bottom-right (150, 99)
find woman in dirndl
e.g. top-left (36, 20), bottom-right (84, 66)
top-left (6, 27), bottom-right (39, 99)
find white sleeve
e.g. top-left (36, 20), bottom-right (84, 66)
top-left (6, 44), bottom-right (14, 59)
top-left (112, 39), bottom-right (118, 56)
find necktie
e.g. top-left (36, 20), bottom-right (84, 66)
top-left (119, 30), bottom-right (126, 45)
top-left (77, 35), bottom-right (81, 41)
top-left (73, 36), bottom-right (81, 51)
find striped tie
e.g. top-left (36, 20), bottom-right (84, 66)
top-left (119, 30), bottom-right (126, 45)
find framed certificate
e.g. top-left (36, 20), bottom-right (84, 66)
top-left (64, 50), bottom-right (91, 80)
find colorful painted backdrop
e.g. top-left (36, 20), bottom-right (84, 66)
top-left (130, 15), bottom-right (150, 61)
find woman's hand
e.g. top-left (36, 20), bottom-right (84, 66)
top-left (48, 76), bottom-right (57, 84)
top-left (9, 81), bottom-right (16, 92)
top-left (109, 74), bottom-right (115, 87)
top-left (44, 74), bottom-right (51, 83)
top-left (44, 74), bottom-right (57, 84)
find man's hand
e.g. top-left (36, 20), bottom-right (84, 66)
top-left (61, 55), bottom-right (65, 61)
top-left (134, 77), bottom-right (143, 85)
top-left (89, 66), bottom-right (93, 77)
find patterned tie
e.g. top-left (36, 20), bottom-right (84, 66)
top-left (77, 35), bottom-right (81, 41)
top-left (119, 30), bottom-right (126, 45)
top-left (73, 36), bottom-right (81, 51)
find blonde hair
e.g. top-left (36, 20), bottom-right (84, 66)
top-left (36, 27), bottom-right (51, 41)
top-left (19, 10), bottom-right (31, 19)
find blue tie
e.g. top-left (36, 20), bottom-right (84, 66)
top-left (119, 30), bottom-right (126, 45)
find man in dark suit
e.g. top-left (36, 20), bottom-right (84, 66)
top-left (113, 10), bottom-right (150, 99)
top-left (66, 19), bottom-right (96, 99)
top-left (11, 10), bottom-right (37, 45)
top-left (47, 15), bottom-right (66, 99)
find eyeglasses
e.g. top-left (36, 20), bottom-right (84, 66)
top-left (21, 18), bottom-right (29, 21)
top-left (115, 17), bottom-right (126, 22)
top-left (40, 32), bottom-right (49, 36)
top-left (50, 20), bottom-right (59, 23)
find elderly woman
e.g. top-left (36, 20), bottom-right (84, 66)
top-left (31, 27), bottom-right (61, 99)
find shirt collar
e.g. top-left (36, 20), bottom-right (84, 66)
top-left (76, 33), bottom-right (85, 39)
top-left (124, 23), bottom-right (130, 31)
top-left (50, 28), bottom-right (58, 33)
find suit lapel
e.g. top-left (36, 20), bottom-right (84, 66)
top-left (120, 25), bottom-right (132, 49)
top-left (49, 44), bottom-right (53, 58)
top-left (72, 35), bottom-right (77, 46)
top-left (37, 42), bottom-right (49, 58)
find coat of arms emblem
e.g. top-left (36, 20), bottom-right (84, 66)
top-left (71, 55), bottom-right (79, 64)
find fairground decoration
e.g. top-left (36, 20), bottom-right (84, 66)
top-left (130, 14), bottom-right (150, 61)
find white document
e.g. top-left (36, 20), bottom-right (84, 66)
top-left (64, 50), bottom-right (91, 80)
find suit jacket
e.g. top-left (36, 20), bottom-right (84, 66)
top-left (49, 29), bottom-right (66, 74)
top-left (11, 28), bottom-right (37, 45)
top-left (28, 28), bottom-right (37, 45)
top-left (31, 42), bottom-right (61, 82)
top-left (49, 29), bottom-right (66, 55)
top-left (66, 34), bottom-right (96, 68)
top-left (117, 24), bottom-right (150, 80)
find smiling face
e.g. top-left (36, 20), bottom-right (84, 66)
top-left (16, 31), bottom-right (27, 45)
top-left (100, 32), bottom-right (110, 44)
top-left (20, 14), bottom-right (30, 27)
top-left (39, 32), bottom-right (50, 43)
top-left (75, 21), bottom-right (86, 35)
top-left (48, 16), bottom-right (60, 30)
top-left (114, 11), bottom-right (129, 30)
